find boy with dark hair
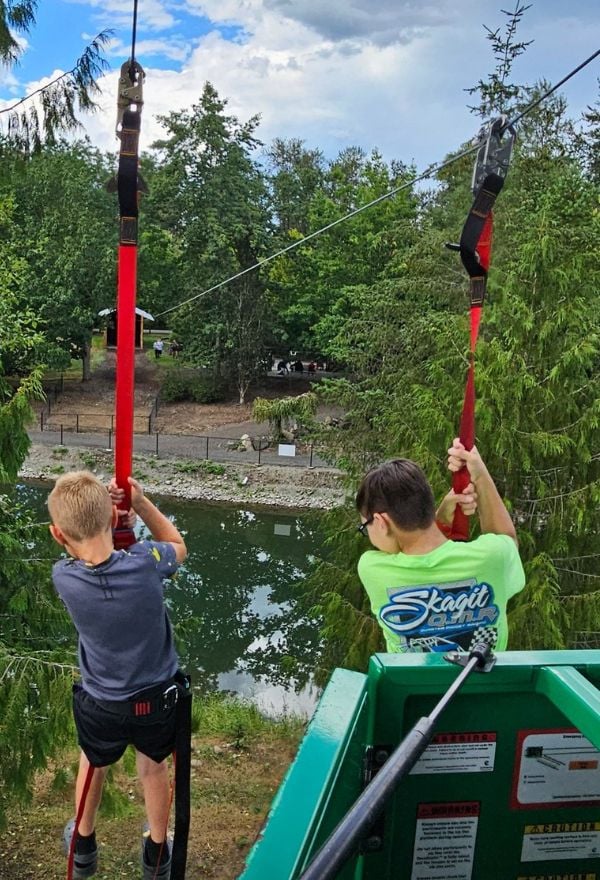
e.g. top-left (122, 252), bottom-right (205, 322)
top-left (356, 439), bottom-right (525, 654)
top-left (48, 471), bottom-right (187, 879)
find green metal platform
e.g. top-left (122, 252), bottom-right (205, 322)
top-left (240, 651), bottom-right (600, 880)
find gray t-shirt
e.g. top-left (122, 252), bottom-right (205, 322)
top-left (52, 540), bottom-right (179, 701)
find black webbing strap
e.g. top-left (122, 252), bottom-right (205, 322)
top-left (171, 673), bottom-right (192, 879)
top-left (458, 174), bottom-right (504, 305)
top-left (451, 117), bottom-right (516, 305)
top-left (117, 106), bottom-right (141, 246)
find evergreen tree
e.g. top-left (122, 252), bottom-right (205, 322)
top-left (306, 6), bottom-right (600, 673)
top-left (147, 83), bottom-right (272, 403)
top-left (0, 0), bottom-right (110, 814)
top-left (0, 20), bottom-right (110, 151)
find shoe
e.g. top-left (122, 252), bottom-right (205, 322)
top-left (142, 826), bottom-right (172, 880)
top-left (63, 819), bottom-right (98, 878)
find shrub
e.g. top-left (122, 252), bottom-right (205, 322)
top-left (161, 370), bottom-right (226, 404)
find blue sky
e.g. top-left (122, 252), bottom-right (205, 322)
top-left (1, 0), bottom-right (599, 167)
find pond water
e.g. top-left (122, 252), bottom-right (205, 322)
top-left (18, 482), bottom-right (324, 718)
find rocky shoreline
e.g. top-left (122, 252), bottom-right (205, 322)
top-left (19, 443), bottom-right (347, 511)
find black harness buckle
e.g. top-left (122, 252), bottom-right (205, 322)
top-left (162, 683), bottom-right (179, 712)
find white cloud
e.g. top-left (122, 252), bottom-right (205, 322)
top-left (75, 0), bottom-right (600, 172)
top-left (0, 69), bottom-right (21, 95)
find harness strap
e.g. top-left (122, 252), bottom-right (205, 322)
top-left (113, 61), bottom-right (145, 550)
top-left (171, 673), bottom-right (193, 879)
top-left (449, 118), bottom-right (515, 540)
top-left (66, 762), bottom-right (95, 880)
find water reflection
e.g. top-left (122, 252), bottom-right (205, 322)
top-left (18, 483), bottom-right (324, 717)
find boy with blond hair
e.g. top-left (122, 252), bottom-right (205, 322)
top-left (48, 471), bottom-right (187, 879)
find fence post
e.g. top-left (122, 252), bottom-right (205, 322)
top-left (76, 414), bottom-right (80, 433)
top-left (205, 436), bottom-right (209, 460)
top-left (155, 432), bottom-right (159, 457)
top-left (40, 411), bottom-right (44, 431)
top-left (309, 444), bottom-right (314, 469)
top-left (257, 440), bottom-right (262, 467)
top-left (111, 414), bottom-right (114, 431)
top-left (48, 398), bottom-right (51, 415)
top-left (148, 414), bottom-right (152, 435)
top-left (108, 428), bottom-right (112, 450)
top-left (60, 424), bottom-right (64, 446)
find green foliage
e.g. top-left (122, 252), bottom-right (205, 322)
top-left (307, 58), bottom-right (600, 671)
top-left (0, 0), bottom-right (110, 153)
top-left (253, 392), bottom-right (317, 440)
top-left (173, 460), bottom-right (226, 476)
top-left (193, 692), bottom-right (304, 743)
top-left (0, 494), bottom-right (75, 828)
top-left (0, 141), bottom-right (116, 381)
top-left (160, 370), bottom-right (227, 404)
top-left (78, 450), bottom-right (99, 470)
top-left (465, 1), bottom-right (532, 117)
top-left (146, 83), bottom-right (272, 404)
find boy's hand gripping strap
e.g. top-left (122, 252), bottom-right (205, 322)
top-left (447, 117), bottom-right (515, 540)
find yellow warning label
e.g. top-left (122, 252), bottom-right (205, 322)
top-left (524, 823), bottom-right (600, 834)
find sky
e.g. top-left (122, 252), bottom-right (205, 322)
top-left (0, 0), bottom-right (598, 170)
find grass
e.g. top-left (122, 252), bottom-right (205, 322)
top-left (43, 334), bottom-right (107, 382)
top-left (78, 451), bottom-right (100, 470)
top-left (193, 692), bottom-right (305, 744)
top-left (3, 691), bottom-right (306, 880)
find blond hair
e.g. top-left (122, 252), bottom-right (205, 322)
top-left (48, 471), bottom-right (113, 542)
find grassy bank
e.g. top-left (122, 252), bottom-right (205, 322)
top-left (0, 694), bottom-right (305, 880)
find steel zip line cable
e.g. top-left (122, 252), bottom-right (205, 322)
top-left (154, 141), bottom-right (481, 318)
top-left (154, 46), bottom-right (600, 320)
top-left (505, 46), bottom-right (600, 130)
top-left (130, 0), bottom-right (139, 73)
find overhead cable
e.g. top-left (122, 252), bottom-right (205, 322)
top-left (155, 47), bottom-right (600, 319)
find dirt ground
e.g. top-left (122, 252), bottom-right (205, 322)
top-left (39, 351), bottom-right (323, 437)
top-left (0, 728), bottom-right (301, 880)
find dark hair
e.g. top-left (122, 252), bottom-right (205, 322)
top-left (355, 459), bottom-right (435, 531)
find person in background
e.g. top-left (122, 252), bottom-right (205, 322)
top-left (153, 338), bottom-right (164, 359)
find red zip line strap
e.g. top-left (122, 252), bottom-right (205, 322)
top-left (66, 763), bottom-right (96, 880)
top-left (447, 117), bottom-right (516, 541)
top-left (113, 60), bottom-right (145, 550)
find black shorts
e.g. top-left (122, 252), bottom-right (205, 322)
top-left (73, 683), bottom-right (178, 768)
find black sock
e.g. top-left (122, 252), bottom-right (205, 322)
top-left (145, 836), bottom-right (170, 866)
top-left (75, 830), bottom-right (96, 855)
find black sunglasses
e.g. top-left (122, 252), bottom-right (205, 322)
top-left (357, 515), bottom-right (374, 537)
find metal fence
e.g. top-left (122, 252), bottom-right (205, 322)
top-left (29, 427), bottom-right (332, 470)
top-left (39, 410), bottom-right (157, 435)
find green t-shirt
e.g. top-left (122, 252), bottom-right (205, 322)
top-left (357, 533), bottom-right (525, 654)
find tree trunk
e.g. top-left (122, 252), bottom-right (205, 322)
top-left (81, 341), bottom-right (92, 382)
